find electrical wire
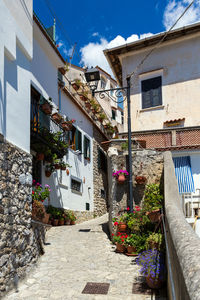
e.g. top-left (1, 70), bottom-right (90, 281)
top-left (128, 0), bottom-right (195, 81)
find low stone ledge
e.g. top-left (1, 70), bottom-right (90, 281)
top-left (164, 151), bottom-right (200, 300)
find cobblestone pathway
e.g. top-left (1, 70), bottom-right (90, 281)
top-left (4, 214), bottom-right (167, 300)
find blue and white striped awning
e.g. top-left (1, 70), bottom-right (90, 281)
top-left (173, 156), bottom-right (195, 194)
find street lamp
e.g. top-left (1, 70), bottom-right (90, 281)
top-left (84, 68), bottom-right (134, 212)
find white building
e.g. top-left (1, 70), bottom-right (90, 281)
top-left (0, 0), bottom-right (33, 152)
top-left (31, 13), bottom-right (109, 216)
top-left (104, 22), bottom-right (200, 219)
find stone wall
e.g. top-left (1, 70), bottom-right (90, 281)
top-left (93, 127), bottom-right (108, 217)
top-left (107, 140), bottom-right (164, 233)
top-left (164, 151), bottom-right (200, 300)
top-left (0, 138), bottom-right (46, 297)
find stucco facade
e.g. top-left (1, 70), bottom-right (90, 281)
top-left (0, 0), bottom-right (33, 153)
top-left (104, 23), bottom-right (200, 133)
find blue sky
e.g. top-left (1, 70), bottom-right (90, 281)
top-left (34, 0), bottom-right (200, 74)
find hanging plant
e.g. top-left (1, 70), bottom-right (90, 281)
top-left (41, 97), bottom-right (53, 115)
top-left (112, 170), bottom-right (129, 184)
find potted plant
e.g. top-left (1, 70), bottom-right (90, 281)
top-left (58, 215), bottom-right (65, 226)
top-left (112, 232), bottom-right (126, 253)
top-left (145, 233), bottom-right (163, 251)
top-left (52, 111), bottom-right (63, 124)
top-left (45, 164), bottom-right (55, 177)
top-left (143, 184), bottom-right (163, 223)
top-left (41, 96), bottom-right (53, 115)
top-left (98, 112), bottom-right (106, 123)
top-left (135, 175), bottom-right (147, 185)
top-left (112, 169), bottom-right (129, 184)
top-left (72, 78), bottom-right (82, 91)
top-left (64, 212), bottom-right (71, 225)
top-left (70, 212), bottom-right (76, 225)
top-left (78, 90), bottom-right (88, 101)
top-left (136, 249), bottom-right (166, 289)
top-left (60, 161), bottom-right (66, 170)
top-left (85, 101), bottom-right (91, 109)
top-left (124, 234), bottom-right (138, 254)
top-left (61, 118), bottom-right (76, 131)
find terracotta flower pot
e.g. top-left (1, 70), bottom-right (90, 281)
top-left (70, 220), bottom-right (75, 225)
top-left (135, 176), bottom-right (147, 185)
top-left (117, 174), bottom-right (126, 184)
top-left (54, 164), bottom-right (60, 170)
top-left (146, 209), bottom-right (161, 223)
top-left (53, 219), bottom-right (59, 226)
top-left (66, 169), bottom-right (70, 175)
top-left (116, 243), bottom-right (126, 253)
top-left (36, 153), bottom-right (44, 161)
top-left (65, 219), bottom-right (71, 225)
top-left (72, 83), bottom-right (79, 91)
top-left (79, 94), bottom-right (87, 101)
top-left (118, 223), bottom-right (127, 232)
top-left (45, 170), bottom-right (52, 177)
top-left (42, 213), bottom-right (50, 224)
top-left (61, 166), bottom-right (66, 171)
top-left (127, 245), bottom-right (137, 254)
top-left (41, 102), bottom-right (52, 115)
top-left (58, 219), bottom-right (65, 226)
top-left (146, 275), bottom-right (164, 289)
top-left (52, 112), bottom-right (62, 123)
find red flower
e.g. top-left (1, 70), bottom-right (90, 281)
top-left (114, 221), bottom-right (118, 226)
top-left (136, 208), bottom-right (140, 212)
top-left (127, 207), bottom-right (130, 211)
top-left (32, 191), bottom-right (34, 195)
top-left (125, 235), bottom-right (128, 238)
top-left (112, 233), bottom-right (114, 236)
top-left (121, 239), bottom-right (124, 242)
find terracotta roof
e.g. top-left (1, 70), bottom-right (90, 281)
top-left (164, 118), bottom-right (185, 124)
top-left (104, 22), bottom-right (200, 86)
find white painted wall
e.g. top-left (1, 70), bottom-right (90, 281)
top-left (42, 91), bottom-right (94, 212)
top-left (0, 0), bottom-right (33, 152)
top-left (121, 34), bottom-right (200, 132)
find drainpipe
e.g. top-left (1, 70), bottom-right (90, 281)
top-left (58, 87), bottom-right (61, 113)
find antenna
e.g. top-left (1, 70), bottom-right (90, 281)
top-left (69, 42), bottom-right (77, 68)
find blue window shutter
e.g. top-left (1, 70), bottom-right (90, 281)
top-left (173, 156), bottom-right (195, 194)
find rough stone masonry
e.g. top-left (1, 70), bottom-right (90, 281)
top-left (0, 139), bottom-right (46, 297)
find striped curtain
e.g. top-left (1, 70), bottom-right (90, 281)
top-left (173, 156), bottom-right (195, 194)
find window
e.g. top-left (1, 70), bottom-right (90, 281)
top-left (98, 148), bottom-right (107, 172)
top-left (71, 178), bottom-right (82, 192)
top-left (121, 112), bottom-right (124, 125)
top-left (141, 76), bottom-right (162, 109)
top-left (69, 127), bottom-right (82, 152)
top-left (101, 77), bottom-right (106, 89)
top-left (110, 84), bottom-right (114, 97)
top-left (112, 110), bottom-right (116, 120)
top-left (84, 136), bottom-right (90, 160)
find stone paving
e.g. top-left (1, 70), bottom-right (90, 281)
top-left (3, 214), bottom-right (167, 300)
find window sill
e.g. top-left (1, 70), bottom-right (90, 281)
top-left (140, 105), bottom-right (164, 112)
top-left (71, 189), bottom-right (82, 195)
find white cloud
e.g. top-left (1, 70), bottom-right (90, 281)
top-left (80, 33), bottom-right (153, 75)
top-left (92, 32), bottom-right (99, 37)
top-left (163, 0), bottom-right (200, 30)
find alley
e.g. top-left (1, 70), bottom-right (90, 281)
top-left (4, 215), bottom-right (165, 300)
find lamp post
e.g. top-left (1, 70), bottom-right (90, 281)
top-left (84, 68), bottom-right (134, 212)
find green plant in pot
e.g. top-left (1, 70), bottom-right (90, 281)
top-left (145, 233), bottom-right (163, 251)
top-left (98, 112), bottom-right (106, 123)
top-left (112, 232), bottom-right (126, 253)
top-left (143, 184), bottom-right (163, 222)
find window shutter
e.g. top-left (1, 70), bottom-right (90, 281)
top-left (75, 129), bottom-right (82, 152)
top-left (142, 76), bottom-right (162, 109)
top-left (84, 136), bottom-right (90, 159)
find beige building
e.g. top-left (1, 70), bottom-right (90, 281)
top-left (104, 22), bottom-right (200, 133)
top-left (66, 64), bottom-right (124, 133)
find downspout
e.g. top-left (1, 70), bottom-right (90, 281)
top-left (58, 87), bottom-right (61, 112)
